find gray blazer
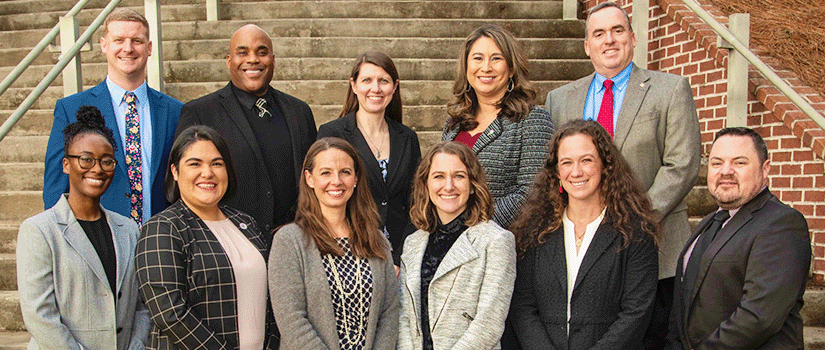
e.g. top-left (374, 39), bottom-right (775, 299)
top-left (268, 223), bottom-right (399, 350)
top-left (546, 65), bottom-right (701, 278)
top-left (17, 194), bottom-right (150, 350)
top-left (442, 107), bottom-right (554, 229)
top-left (398, 221), bottom-right (516, 350)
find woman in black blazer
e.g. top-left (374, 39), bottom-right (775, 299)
top-left (509, 120), bottom-right (659, 350)
top-left (317, 50), bottom-right (421, 268)
top-left (136, 126), bottom-right (277, 350)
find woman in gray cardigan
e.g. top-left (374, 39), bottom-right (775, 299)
top-left (398, 141), bottom-right (516, 350)
top-left (268, 138), bottom-right (399, 350)
top-left (442, 24), bottom-right (554, 229)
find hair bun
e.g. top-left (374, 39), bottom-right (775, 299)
top-left (75, 105), bottom-right (106, 128)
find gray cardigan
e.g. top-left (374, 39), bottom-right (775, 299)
top-left (398, 220), bottom-right (516, 350)
top-left (268, 223), bottom-right (399, 350)
top-left (442, 106), bottom-right (554, 228)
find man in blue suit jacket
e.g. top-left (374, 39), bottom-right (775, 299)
top-left (43, 8), bottom-right (182, 223)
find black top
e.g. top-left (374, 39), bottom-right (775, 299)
top-left (77, 214), bottom-right (117, 299)
top-left (420, 215), bottom-right (468, 350)
top-left (232, 84), bottom-right (297, 228)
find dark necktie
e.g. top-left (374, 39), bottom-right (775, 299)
top-left (597, 79), bottom-right (614, 137)
top-left (123, 92), bottom-right (143, 225)
top-left (682, 210), bottom-right (731, 310)
top-left (256, 98), bottom-right (271, 118)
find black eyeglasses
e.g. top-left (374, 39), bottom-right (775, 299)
top-left (66, 155), bottom-right (117, 171)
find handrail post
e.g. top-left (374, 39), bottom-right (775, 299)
top-left (632, 0), bottom-right (649, 68)
top-left (207, 0), bottom-right (219, 21)
top-left (563, 0), bottom-right (577, 20)
top-left (145, 0), bottom-right (164, 92)
top-left (719, 13), bottom-right (749, 127)
top-left (59, 16), bottom-right (83, 96)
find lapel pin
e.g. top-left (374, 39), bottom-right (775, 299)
top-left (640, 83), bottom-right (645, 88)
top-left (239, 223), bottom-right (247, 230)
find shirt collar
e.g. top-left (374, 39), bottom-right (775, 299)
top-left (107, 77), bottom-right (148, 106)
top-left (231, 82), bottom-right (269, 111)
top-left (593, 62), bottom-right (633, 93)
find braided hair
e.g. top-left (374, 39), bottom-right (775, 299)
top-left (62, 105), bottom-right (117, 154)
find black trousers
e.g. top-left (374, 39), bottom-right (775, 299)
top-left (644, 277), bottom-right (675, 349)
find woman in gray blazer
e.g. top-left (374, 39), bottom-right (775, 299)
top-left (509, 120), bottom-right (659, 350)
top-left (17, 106), bottom-right (150, 349)
top-left (442, 24), bottom-right (553, 229)
top-left (399, 141), bottom-right (516, 350)
top-left (268, 137), bottom-right (399, 350)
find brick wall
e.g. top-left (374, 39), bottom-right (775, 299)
top-left (580, 0), bottom-right (825, 281)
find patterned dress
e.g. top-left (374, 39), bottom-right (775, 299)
top-left (322, 237), bottom-right (374, 350)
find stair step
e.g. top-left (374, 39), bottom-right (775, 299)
top-left (0, 137), bottom-right (46, 163)
top-left (0, 331), bottom-right (29, 349)
top-left (0, 164), bottom-right (44, 192)
top-left (0, 255), bottom-right (15, 291)
top-left (805, 289), bottom-right (825, 327)
top-left (807, 327), bottom-right (825, 350)
top-left (686, 185), bottom-right (716, 217)
top-left (0, 191), bottom-right (41, 223)
top-left (0, 0), bottom-right (201, 16)
top-left (0, 291), bottom-right (23, 331)
top-left (0, 37), bottom-right (587, 68)
top-left (0, 222), bottom-right (17, 255)
top-left (0, 110), bottom-right (52, 137)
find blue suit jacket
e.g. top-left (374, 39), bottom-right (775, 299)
top-left (43, 81), bottom-right (183, 218)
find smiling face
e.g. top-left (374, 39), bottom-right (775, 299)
top-left (63, 133), bottom-right (116, 202)
top-left (707, 135), bottom-right (770, 210)
top-left (427, 152), bottom-right (471, 224)
top-left (557, 133), bottom-right (604, 208)
top-left (226, 25), bottom-right (274, 97)
top-left (305, 148), bottom-right (358, 213)
top-left (466, 36), bottom-right (512, 102)
top-left (351, 62), bottom-right (397, 117)
top-left (100, 20), bottom-right (151, 87)
top-left (584, 6), bottom-right (636, 78)
top-left (172, 140), bottom-right (229, 214)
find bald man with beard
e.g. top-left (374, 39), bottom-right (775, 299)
top-left (176, 24), bottom-right (317, 237)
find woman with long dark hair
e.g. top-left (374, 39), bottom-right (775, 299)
top-left (509, 120), bottom-right (659, 349)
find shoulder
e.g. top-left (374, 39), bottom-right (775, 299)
top-left (103, 208), bottom-right (140, 232)
top-left (148, 88), bottom-right (184, 109)
top-left (271, 89), bottom-right (311, 111)
top-left (467, 220), bottom-right (515, 243)
top-left (182, 89), bottom-right (222, 109)
top-left (317, 117), bottom-right (347, 136)
top-left (141, 202), bottom-right (189, 235)
top-left (273, 223), bottom-right (307, 244)
top-left (759, 195), bottom-right (808, 229)
top-left (20, 209), bottom-right (59, 231)
top-left (639, 67), bottom-right (686, 87)
top-left (550, 75), bottom-right (590, 96)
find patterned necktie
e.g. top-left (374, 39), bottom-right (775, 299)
top-left (123, 92), bottom-right (143, 225)
top-left (256, 98), bottom-right (271, 118)
top-left (597, 79), bottom-right (614, 137)
top-left (682, 210), bottom-right (730, 310)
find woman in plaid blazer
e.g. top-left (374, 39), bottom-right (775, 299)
top-left (136, 126), bottom-right (278, 350)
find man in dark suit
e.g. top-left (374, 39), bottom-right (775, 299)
top-left (43, 8), bottom-right (183, 224)
top-left (176, 24), bottom-right (316, 234)
top-left (544, 3), bottom-right (701, 347)
top-left (667, 127), bottom-right (810, 349)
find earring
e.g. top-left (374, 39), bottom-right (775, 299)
top-left (507, 77), bottom-right (514, 92)
top-left (309, 184), bottom-right (314, 189)
top-left (559, 185), bottom-right (563, 194)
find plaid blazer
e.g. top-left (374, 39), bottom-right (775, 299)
top-left (443, 106), bottom-right (554, 228)
top-left (136, 200), bottom-right (278, 350)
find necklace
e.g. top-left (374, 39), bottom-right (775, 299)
top-left (324, 239), bottom-right (368, 347)
top-left (575, 237), bottom-right (583, 248)
top-left (357, 119), bottom-right (388, 159)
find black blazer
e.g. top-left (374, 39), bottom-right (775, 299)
top-left (135, 200), bottom-right (278, 350)
top-left (510, 218), bottom-right (658, 350)
top-left (317, 112), bottom-right (421, 264)
top-left (666, 189), bottom-right (810, 350)
top-left (176, 83), bottom-right (317, 234)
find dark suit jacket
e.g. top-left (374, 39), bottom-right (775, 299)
top-left (135, 200), bottom-right (278, 350)
top-left (43, 80), bottom-right (183, 217)
top-left (176, 83), bottom-right (316, 234)
top-left (317, 112), bottom-right (421, 264)
top-left (667, 189), bottom-right (810, 350)
top-left (546, 65), bottom-right (701, 279)
top-left (510, 218), bottom-right (658, 350)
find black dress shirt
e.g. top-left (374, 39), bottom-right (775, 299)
top-left (78, 214), bottom-right (117, 299)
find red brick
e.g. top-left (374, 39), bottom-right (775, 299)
top-left (792, 176), bottom-right (813, 188)
top-left (793, 151), bottom-right (814, 162)
top-left (804, 163), bottom-right (825, 174)
top-left (667, 45), bottom-right (681, 56)
top-left (699, 109), bottom-right (713, 119)
top-left (780, 137), bottom-right (802, 149)
top-left (706, 96), bottom-right (722, 108)
top-left (707, 70), bottom-right (723, 82)
top-left (690, 74), bottom-right (706, 85)
top-left (770, 176), bottom-right (791, 188)
top-left (691, 50), bottom-right (707, 61)
top-left (781, 190), bottom-right (803, 202)
top-left (674, 31), bottom-right (689, 42)
top-left (699, 85), bottom-right (714, 96)
top-left (675, 53), bottom-right (690, 65)
top-left (706, 118), bottom-right (723, 131)
top-left (816, 260), bottom-right (825, 271)
top-left (660, 35), bottom-right (675, 48)
top-left (816, 204), bottom-right (825, 216)
top-left (772, 151), bottom-right (792, 162)
top-left (683, 41), bottom-right (697, 52)
top-left (815, 232), bottom-right (825, 244)
top-left (805, 191), bottom-right (825, 202)
top-left (765, 139), bottom-right (779, 150)
top-left (715, 107), bottom-right (727, 119)
top-left (809, 218), bottom-right (825, 230)
top-left (796, 204), bottom-right (815, 216)
top-left (781, 163), bottom-right (802, 174)
top-left (659, 57), bottom-right (675, 69)
top-left (816, 175), bottom-right (825, 187)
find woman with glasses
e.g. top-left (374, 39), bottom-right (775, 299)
top-left (17, 105), bottom-right (151, 349)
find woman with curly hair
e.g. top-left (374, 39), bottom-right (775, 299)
top-left (442, 24), bottom-right (554, 230)
top-left (509, 120), bottom-right (659, 350)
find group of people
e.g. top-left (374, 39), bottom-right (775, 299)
top-left (16, 2), bottom-right (811, 350)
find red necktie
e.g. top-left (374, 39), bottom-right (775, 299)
top-left (598, 79), bottom-right (614, 137)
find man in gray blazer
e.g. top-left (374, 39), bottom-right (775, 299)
top-left (545, 2), bottom-right (700, 348)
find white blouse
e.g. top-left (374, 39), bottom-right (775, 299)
top-left (562, 208), bottom-right (606, 334)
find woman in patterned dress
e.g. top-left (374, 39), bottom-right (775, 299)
top-left (398, 141), bottom-right (516, 350)
top-left (268, 137), bottom-right (399, 350)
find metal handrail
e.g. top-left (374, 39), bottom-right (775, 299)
top-left (0, 0), bottom-right (123, 142)
top-left (681, 0), bottom-right (825, 131)
top-left (0, 0), bottom-right (94, 98)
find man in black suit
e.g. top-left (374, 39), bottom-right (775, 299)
top-left (176, 24), bottom-right (316, 234)
top-left (667, 127), bottom-right (810, 349)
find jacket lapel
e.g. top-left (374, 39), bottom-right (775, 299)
top-left (542, 229), bottom-right (567, 293)
top-left (147, 88), bottom-right (168, 186)
top-left (217, 84), bottom-right (269, 177)
top-left (55, 195), bottom-right (110, 289)
top-left (471, 117), bottom-right (503, 154)
top-left (613, 65), bottom-right (651, 149)
top-left (567, 74), bottom-right (592, 124)
top-left (270, 88), bottom-right (304, 179)
top-left (572, 223), bottom-right (620, 293)
top-left (430, 231), bottom-right (478, 328)
top-left (106, 210), bottom-right (129, 294)
top-left (343, 113), bottom-right (387, 194)
top-left (384, 120), bottom-right (407, 190)
top-left (90, 83), bottom-right (128, 180)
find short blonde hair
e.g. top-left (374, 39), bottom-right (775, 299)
top-left (102, 8), bottom-right (150, 37)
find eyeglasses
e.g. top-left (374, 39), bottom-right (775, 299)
top-left (66, 155), bottom-right (117, 171)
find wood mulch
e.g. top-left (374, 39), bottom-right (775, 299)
top-left (705, 0), bottom-right (825, 98)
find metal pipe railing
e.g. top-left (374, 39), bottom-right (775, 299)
top-left (0, 0), bottom-right (94, 98)
top-left (0, 0), bottom-right (123, 142)
top-left (681, 0), bottom-right (825, 131)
